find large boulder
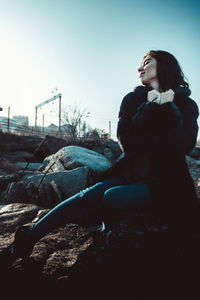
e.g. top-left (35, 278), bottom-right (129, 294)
top-left (93, 139), bottom-right (122, 163)
top-left (0, 180), bottom-right (62, 208)
top-left (0, 167), bottom-right (89, 207)
top-left (23, 167), bottom-right (89, 200)
top-left (40, 145), bottom-right (112, 173)
top-left (78, 138), bottom-right (122, 163)
top-left (1, 167), bottom-right (93, 208)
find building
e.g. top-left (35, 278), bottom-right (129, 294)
top-left (13, 115), bottom-right (29, 126)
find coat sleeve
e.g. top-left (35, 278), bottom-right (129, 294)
top-left (153, 99), bottom-right (199, 154)
top-left (117, 92), bottom-right (160, 155)
top-left (117, 92), bottom-right (199, 156)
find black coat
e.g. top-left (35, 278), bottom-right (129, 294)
top-left (103, 85), bottom-right (199, 221)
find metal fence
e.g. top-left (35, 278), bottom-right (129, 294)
top-left (0, 118), bottom-right (110, 140)
top-left (0, 118), bottom-right (65, 138)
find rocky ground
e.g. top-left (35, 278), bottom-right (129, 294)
top-left (1, 205), bottom-right (200, 300)
top-left (0, 131), bottom-right (200, 300)
top-left (186, 155), bottom-right (200, 199)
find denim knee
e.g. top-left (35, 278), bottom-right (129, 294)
top-left (103, 187), bottom-right (120, 209)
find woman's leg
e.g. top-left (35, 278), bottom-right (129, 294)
top-left (8, 180), bottom-right (149, 260)
top-left (30, 176), bottom-right (128, 241)
top-left (102, 183), bottom-right (151, 221)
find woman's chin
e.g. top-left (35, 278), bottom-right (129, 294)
top-left (140, 78), bottom-right (147, 85)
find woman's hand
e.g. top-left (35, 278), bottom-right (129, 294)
top-left (147, 89), bottom-right (174, 104)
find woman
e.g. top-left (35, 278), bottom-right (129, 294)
top-left (4, 50), bottom-right (199, 260)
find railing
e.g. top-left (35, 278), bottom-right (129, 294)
top-left (0, 119), bottom-right (110, 140)
top-left (0, 119), bottom-right (65, 138)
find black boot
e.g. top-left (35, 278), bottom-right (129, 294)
top-left (10, 225), bottom-right (35, 259)
top-left (0, 225), bottom-right (35, 269)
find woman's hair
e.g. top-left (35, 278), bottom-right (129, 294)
top-left (144, 50), bottom-right (189, 91)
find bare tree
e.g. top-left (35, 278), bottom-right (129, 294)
top-left (86, 128), bottom-right (110, 140)
top-left (61, 103), bottom-right (90, 138)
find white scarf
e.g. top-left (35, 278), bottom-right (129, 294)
top-left (147, 89), bottom-right (174, 105)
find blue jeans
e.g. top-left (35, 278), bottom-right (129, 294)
top-left (30, 177), bottom-right (151, 241)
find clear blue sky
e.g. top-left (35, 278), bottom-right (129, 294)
top-left (0, 0), bottom-right (199, 140)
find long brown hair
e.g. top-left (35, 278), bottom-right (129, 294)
top-left (144, 50), bottom-right (189, 91)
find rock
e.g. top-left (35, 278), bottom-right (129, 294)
top-left (44, 135), bottom-right (69, 155)
top-left (23, 167), bottom-right (89, 199)
top-left (186, 155), bottom-right (200, 200)
top-left (0, 151), bottom-right (35, 163)
top-left (37, 181), bottom-right (63, 208)
top-left (0, 203), bottom-right (41, 235)
top-left (1, 203), bottom-right (200, 299)
top-left (0, 202), bottom-right (93, 299)
top-left (189, 146), bottom-right (200, 159)
top-left (0, 169), bottom-right (7, 176)
top-left (102, 139), bottom-right (122, 161)
top-left (0, 132), bottom-right (43, 154)
top-left (0, 215), bottom-right (195, 299)
top-left (80, 139), bottom-right (122, 163)
top-left (16, 162), bottom-right (43, 171)
top-left (32, 208), bottom-right (50, 222)
top-left (0, 181), bottom-right (36, 205)
top-left (41, 145), bottom-right (112, 173)
top-left (0, 203), bottom-right (92, 265)
top-left (103, 147), bottom-right (113, 160)
top-left (0, 180), bottom-right (62, 208)
top-left (0, 173), bottom-right (21, 190)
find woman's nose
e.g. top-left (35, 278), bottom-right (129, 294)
top-left (138, 66), bottom-right (143, 72)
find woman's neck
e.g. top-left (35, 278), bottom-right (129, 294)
top-left (149, 80), bottom-right (162, 92)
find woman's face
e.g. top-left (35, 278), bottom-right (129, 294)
top-left (138, 55), bottom-right (158, 88)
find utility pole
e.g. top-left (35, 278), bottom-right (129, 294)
top-left (8, 106), bottom-right (10, 132)
top-left (42, 114), bottom-right (45, 136)
top-left (35, 107), bottom-right (38, 128)
top-left (59, 94), bottom-right (61, 134)
top-left (78, 118), bottom-right (81, 138)
top-left (109, 120), bottom-right (111, 138)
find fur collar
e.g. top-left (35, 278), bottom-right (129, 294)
top-left (133, 85), bottom-right (191, 97)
